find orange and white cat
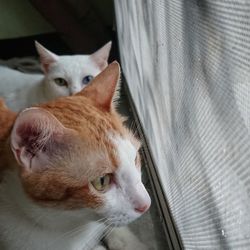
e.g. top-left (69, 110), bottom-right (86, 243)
top-left (0, 41), bottom-right (111, 112)
top-left (0, 62), bottom-right (151, 250)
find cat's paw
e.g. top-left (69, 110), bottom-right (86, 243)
top-left (104, 227), bottom-right (148, 250)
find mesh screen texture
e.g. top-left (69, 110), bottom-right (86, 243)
top-left (115, 0), bottom-right (250, 249)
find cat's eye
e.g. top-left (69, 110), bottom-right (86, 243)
top-left (91, 174), bottom-right (112, 192)
top-left (54, 78), bottom-right (68, 87)
top-left (82, 75), bottom-right (94, 85)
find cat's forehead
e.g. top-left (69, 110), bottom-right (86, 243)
top-left (78, 133), bottom-right (139, 179)
top-left (111, 135), bottom-right (137, 162)
top-left (42, 99), bottom-right (136, 176)
top-left (110, 135), bottom-right (140, 179)
top-left (56, 130), bottom-right (139, 184)
top-left (60, 107), bottom-right (140, 178)
top-left (51, 55), bottom-right (100, 75)
top-left (58, 55), bottom-right (90, 65)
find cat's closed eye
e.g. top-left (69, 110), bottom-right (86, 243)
top-left (54, 78), bottom-right (68, 87)
top-left (91, 174), bottom-right (112, 192)
top-left (82, 75), bottom-right (94, 85)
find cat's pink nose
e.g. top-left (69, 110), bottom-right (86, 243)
top-left (132, 182), bottom-right (151, 214)
top-left (134, 204), bottom-right (149, 213)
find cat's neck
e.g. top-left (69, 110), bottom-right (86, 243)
top-left (4, 76), bottom-right (47, 112)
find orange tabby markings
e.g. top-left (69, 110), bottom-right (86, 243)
top-left (0, 62), bottom-right (150, 250)
top-left (0, 62), bottom-right (139, 209)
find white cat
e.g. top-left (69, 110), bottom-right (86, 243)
top-left (0, 41), bottom-right (112, 112)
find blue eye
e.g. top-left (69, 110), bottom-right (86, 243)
top-left (82, 75), bottom-right (94, 85)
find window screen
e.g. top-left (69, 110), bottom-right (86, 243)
top-left (115, 0), bottom-right (250, 249)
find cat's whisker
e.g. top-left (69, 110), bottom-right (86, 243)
top-left (67, 218), bottom-right (108, 238)
top-left (93, 223), bottom-right (115, 250)
top-left (48, 225), bottom-right (85, 247)
top-left (94, 223), bottom-right (114, 250)
top-left (84, 221), bottom-right (112, 250)
top-left (95, 217), bottom-right (109, 223)
top-left (91, 223), bottom-right (112, 248)
top-left (48, 218), bottom-right (108, 248)
top-left (101, 224), bottom-right (114, 242)
top-left (68, 218), bottom-right (109, 240)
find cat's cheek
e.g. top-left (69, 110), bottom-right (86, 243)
top-left (20, 175), bottom-right (104, 210)
top-left (72, 186), bottom-right (105, 209)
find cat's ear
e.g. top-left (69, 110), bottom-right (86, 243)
top-left (35, 41), bottom-right (59, 73)
top-left (77, 61), bottom-right (120, 112)
top-left (11, 108), bottom-right (68, 172)
top-left (91, 41), bottom-right (112, 70)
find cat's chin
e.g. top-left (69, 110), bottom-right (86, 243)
top-left (104, 214), bottom-right (139, 227)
